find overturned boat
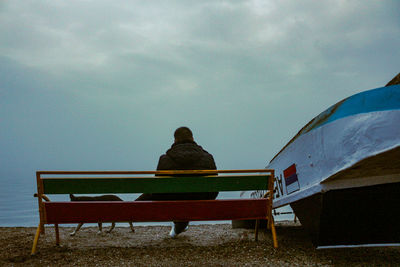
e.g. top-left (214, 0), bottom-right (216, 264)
top-left (263, 75), bottom-right (400, 247)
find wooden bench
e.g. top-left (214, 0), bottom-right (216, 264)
top-left (32, 169), bottom-right (277, 254)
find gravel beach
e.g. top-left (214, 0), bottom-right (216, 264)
top-left (1, 221), bottom-right (399, 266)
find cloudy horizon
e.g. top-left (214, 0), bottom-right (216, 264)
top-left (1, 1), bottom-right (399, 181)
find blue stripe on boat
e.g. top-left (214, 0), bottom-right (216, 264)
top-left (304, 84), bottom-right (400, 134)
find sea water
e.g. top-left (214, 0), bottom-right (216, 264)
top-left (0, 174), bottom-right (294, 227)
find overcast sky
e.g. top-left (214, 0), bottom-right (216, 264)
top-left (1, 1), bottom-right (399, 181)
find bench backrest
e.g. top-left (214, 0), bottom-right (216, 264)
top-left (35, 169), bottom-right (275, 224)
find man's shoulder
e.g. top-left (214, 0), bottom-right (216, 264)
top-left (158, 153), bottom-right (171, 163)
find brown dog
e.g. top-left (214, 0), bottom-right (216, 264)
top-left (69, 194), bottom-right (135, 236)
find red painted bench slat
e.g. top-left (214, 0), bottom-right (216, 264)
top-left (44, 199), bottom-right (269, 224)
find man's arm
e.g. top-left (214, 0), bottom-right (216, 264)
top-left (209, 155), bottom-right (217, 170)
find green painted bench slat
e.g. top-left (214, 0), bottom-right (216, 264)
top-left (42, 175), bottom-right (270, 194)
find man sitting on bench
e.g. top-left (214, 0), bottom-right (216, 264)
top-left (136, 126), bottom-right (218, 237)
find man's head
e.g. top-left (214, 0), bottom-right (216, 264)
top-left (174, 127), bottom-right (194, 143)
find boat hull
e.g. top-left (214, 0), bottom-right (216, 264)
top-left (240, 84), bottom-right (400, 246)
top-left (266, 85), bottom-right (400, 210)
top-left (292, 182), bottom-right (400, 247)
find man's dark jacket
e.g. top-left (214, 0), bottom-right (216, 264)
top-left (136, 141), bottom-right (218, 201)
top-left (157, 140), bottom-right (217, 171)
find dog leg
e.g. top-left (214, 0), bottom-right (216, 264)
top-left (70, 223), bottom-right (83, 236)
top-left (97, 223), bottom-right (103, 234)
top-left (129, 222), bottom-right (135, 233)
top-left (106, 222), bottom-right (116, 233)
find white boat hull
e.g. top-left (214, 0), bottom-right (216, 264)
top-left (271, 109), bottom-right (400, 208)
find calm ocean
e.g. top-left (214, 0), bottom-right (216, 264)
top-left (0, 175), bottom-right (294, 227)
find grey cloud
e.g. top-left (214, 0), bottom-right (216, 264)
top-left (1, 0), bottom-right (399, 177)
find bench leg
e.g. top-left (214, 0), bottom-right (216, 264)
top-left (254, 219), bottom-right (260, 241)
top-left (31, 223), bottom-right (42, 255)
top-left (55, 224), bottom-right (60, 246)
top-left (270, 216), bottom-right (278, 248)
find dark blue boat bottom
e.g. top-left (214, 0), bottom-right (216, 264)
top-left (291, 182), bottom-right (400, 247)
